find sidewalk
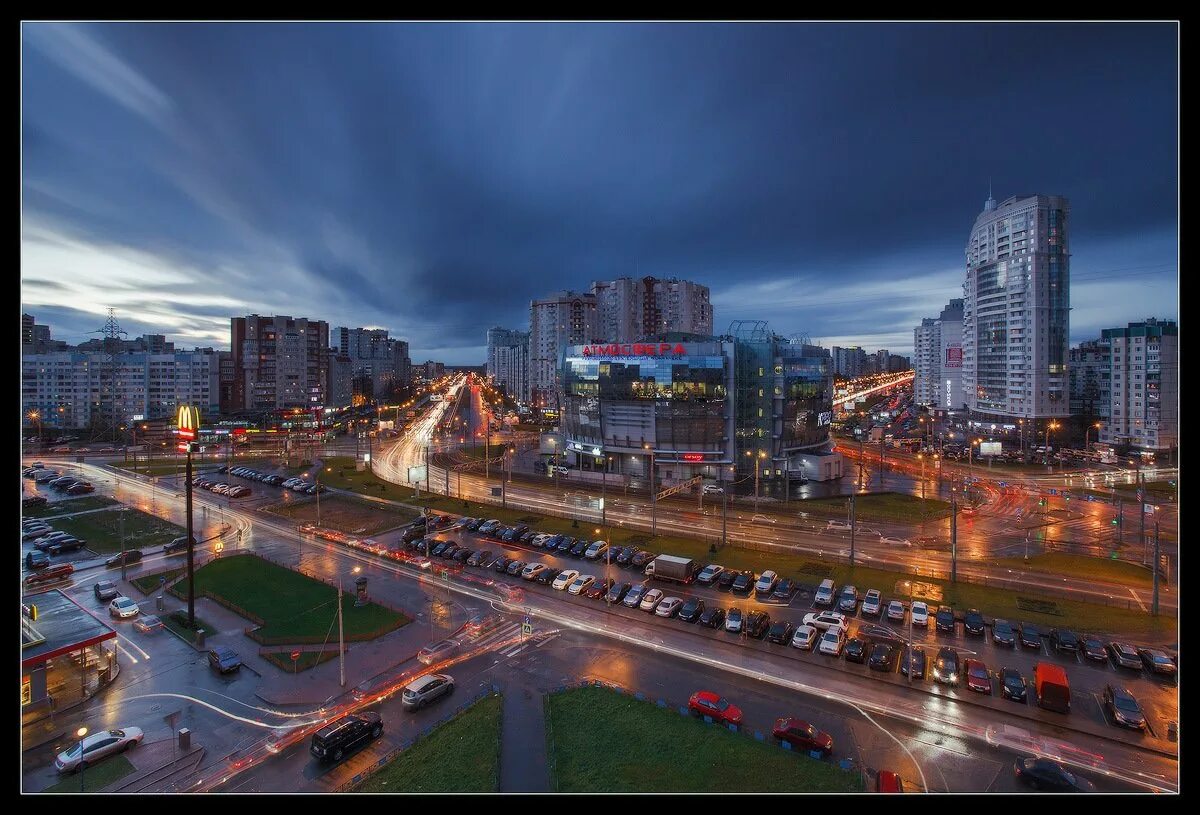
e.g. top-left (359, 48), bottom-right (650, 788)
top-left (498, 682), bottom-right (550, 792)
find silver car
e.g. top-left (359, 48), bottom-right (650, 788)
top-left (402, 673), bottom-right (455, 711)
top-left (55, 727), bottom-right (144, 773)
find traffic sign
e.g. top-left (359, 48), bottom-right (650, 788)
top-left (522, 622), bottom-right (532, 636)
top-left (291, 651), bottom-right (300, 661)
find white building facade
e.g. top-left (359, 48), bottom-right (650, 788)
top-left (486, 327), bottom-right (530, 401)
top-left (1098, 319), bottom-right (1177, 453)
top-left (528, 291), bottom-right (599, 410)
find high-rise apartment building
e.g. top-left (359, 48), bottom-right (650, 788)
top-left (230, 315), bottom-right (329, 411)
top-left (486, 327), bottom-right (530, 401)
top-left (963, 193), bottom-right (1070, 421)
top-left (1068, 339), bottom-right (1111, 420)
top-left (913, 318), bottom-right (940, 405)
top-left (590, 276), bottom-right (713, 342)
top-left (330, 326), bottom-right (410, 401)
top-left (529, 291), bottom-right (599, 409)
top-left (831, 346), bottom-right (867, 379)
top-left (1098, 319), bottom-right (1176, 453)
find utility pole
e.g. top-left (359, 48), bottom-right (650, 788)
top-left (337, 579), bottom-right (345, 687)
top-left (1138, 471), bottom-right (1146, 562)
top-left (721, 490), bottom-right (728, 548)
top-left (425, 443), bottom-right (431, 495)
top-left (849, 493), bottom-right (856, 566)
top-left (1151, 522), bottom-right (1160, 617)
top-left (879, 437), bottom-right (885, 486)
top-left (119, 510), bottom-right (128, 581)
top-left (647, 447), bottom-right (657, 536)
top-left (950, 492), bottom-right (958, 583)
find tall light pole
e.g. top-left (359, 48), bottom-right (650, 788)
top-left (644, 444), bottom-right (657, 535)
top-left (746, 449), bottom-right (767, 510)
top-left (1044, 420), bottom-right (1060, 466)
top-left (177, 405), bottom-right (201, 628)
top-left (598, 454), bottom-right (607, 526)
top-left (26, 410), bottom-right (42, 448)
top-left (76, 726), bottom-right (88, 791)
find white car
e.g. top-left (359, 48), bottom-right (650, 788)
top-left (826, 520), bottom-right (851, 531)
top-left (521, 563), bottom-right (547, 581)
top-left (818, 629), bottom-right (846, 656)
top-left (802, 611), bottom-right (848, 633)
top-left (861, 589), bottom-right (883, 617)
top-left (910, 601), bottom-right (930, 627)
top-left (567, 575), bottom-right (595, 595)
top-left (531, 534), bottom-right (551, 548)
top-left (639, 588), bottom-right (665, 611)
top-left (654, 597), bottom-right (684, 618)
top-left (55, 727), bottom-right (144, 773)
top-left (109, 597), bottom-right (140, 619)
top-left (886, 601), bottom-right (906, 622)
top-left (857, 527), bottom-right (880, 537)
top-left (696, 564), bottom-right (725, 585)
top-left (754, 570), bottom-right (778, 594)
top-left (791, 624), bottom-right (818, 650)
top-left (702, 484), bottom-right (724, 495)
top-left (749, 514), bottom-right (776, 524)
top-left (548, 465), bottom-right (569, 476)
top-left (879, 535), bottom-right (912, 547)
top-left (552, 569), bottom-right (580, 591)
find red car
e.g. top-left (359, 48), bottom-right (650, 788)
top-left (688, 691), bottom-right (742, 726)
top-left (772, 717), bottom-right (833, 754)
top-left (964, 659), bottom-right (992, 694)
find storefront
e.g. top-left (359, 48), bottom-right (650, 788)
top-left (22, 590), bottom-right (119, 727)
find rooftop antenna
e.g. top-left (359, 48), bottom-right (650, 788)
top-left (984, 179), bottom-right (997, 212)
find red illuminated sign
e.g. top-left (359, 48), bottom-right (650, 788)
top-left (581, 343), bottom-right (688, 357)
top-left (681, 453), bottom-right (705, 462)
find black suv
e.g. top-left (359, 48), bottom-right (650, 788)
top-left (310, 711), bottom-right (383, 763)
top-left (964, 609), bottom-right (985, 636)
top-left (744, 610), bottom-right (771, 639)
top-left (766, 619), bottom-right (795, 645)
top-left (1049, 629), bottom-right (1079, 653)
top-left (678, 597), bottom-right (705, 623)
top-left (935, 606), bottom-right (956, 634)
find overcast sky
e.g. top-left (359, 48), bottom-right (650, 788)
top-left (21, 22), bottom-right (1178, 363)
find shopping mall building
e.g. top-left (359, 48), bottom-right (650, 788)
top-left (557, 322), bottom-right (843, 490)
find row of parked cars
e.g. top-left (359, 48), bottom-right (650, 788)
top-left (22, 516), bottom-right (87, 557)
top-left (217, 464), bottom-right (327, 495)
top-left (192, 475), bottom-right (252, 498)
top-left (22, 464), bottom-right (96, 495)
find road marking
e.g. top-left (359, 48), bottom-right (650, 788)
top-left (503, 644), bottom-right (529, 658)
top-left (1128, 588), bottom-right (1148, 613)
top-left (535, 633), bottom-right (559, 648)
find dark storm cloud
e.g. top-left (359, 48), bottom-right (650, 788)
top-left (21, 22), bottom-right (1178, 361)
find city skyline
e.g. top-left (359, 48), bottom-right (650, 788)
top-left (22, 22), bottom-right (1178, 363)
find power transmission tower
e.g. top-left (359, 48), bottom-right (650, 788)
top-left (89, 308), bottom-right (128, 442)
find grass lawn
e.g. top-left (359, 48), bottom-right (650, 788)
top-left (162, 609), bottom-right (218, 644)
top-left (23, 496), bottom-right (119, 517)
top-left (263, 493), bottom-right (413, 535)
top-left (263, 649), bottom-right (339, 673)
top-left (799, 492), bottom-right (952, 522)
top-left (354, 694), bottom-right (501, 792)
top-left (172, 554), bottom-right (408, 643)
top-left (50, 507), bottom-right (185, 554)
top-left (990, 552), bottom-right (1154, 590)
top-left (314, 456), bottom-right (399, 498)
top-left (455, 444), bottom-right (507, 462)
top-left (131, 567), bottom-right (186, 596)
top-left (41, 754), bottom-right (135, 793)
top-left (546, 686), bottom-right (861, 792)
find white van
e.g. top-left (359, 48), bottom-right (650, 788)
top-left (814, 579), bottom-right (836, 607)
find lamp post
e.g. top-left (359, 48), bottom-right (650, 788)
top-left (26, 410), bottom-right (42, 449)
top-left (1085, 422), bottom-right (1101, 457)
top-left (598, 454), bottom-right (607, 527)
top-left (1044, 420), bottom-right (1060, 466)
top-left (644, 443), bottom-right (657, 535)
top-left (177, 405), bottom-right (201, 628)
top-left (76, 726), bottom-right (88, 791)
top-left (745, 449), bottom-right (767, 510)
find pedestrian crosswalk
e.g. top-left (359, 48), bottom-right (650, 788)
top-left (460, 620), bottom-right (559, 659)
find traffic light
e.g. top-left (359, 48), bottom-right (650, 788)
top-left (1039, 498), bottom-right (1046, 507)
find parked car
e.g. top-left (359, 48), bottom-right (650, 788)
top-left (724, 607), bottom-right (743, 633)
top-left (885, 600), bottom-right (905, 623)
top-left (772, 718), bottom-right (833, 754)
top-left (861, 589), bottom-right (883, 617)
top-left (1000, 667), bottom-right (1027, 701)
top-left (818, 629), bottom-right (845, 656)
top-left (991, 619), bottom-right (1016, 647)
top-left (25, 550), bottom-right (50, 570)
top-left (208, 645), bottom-right (243, 674)
top-left (837, 585), bottom-right (859, 613)
top-left (105, 550), bottom-right (143, 568)
top-left (1080, 635), bottom-right (1108, 662)
top-left (505, 560), bottom-right (526, 576)
top-left (491, 556), bottom-right (512, 573)
top-left (1018, 623), bottom-right (1043, 650)
top-left (964, 659), bottom-right (991, 693)
top-left (791, 624), bottom-right (818, 650)
top-left (900, 646), bottom-right (926, 679)
top-left (535, 568), bottom-right (562, 586)
top-left (109, 597), bottom-right (140, 619)
top-left (933, 647), bottom-right (959, 685)
top-left (94, 581), bottom-right (120, 601)
top-left (935, 606), bottom-right (956, 633)
top-left (767, 619), bottom-right (795, 645)
top-left (583, 541), bottom-right (609, 560)
top-left (696, 564), bottom-right (725, 586)
top-left (310, 712), bottom-right (383, 764)
top-left (744, 611), bottom-right (771, 639)
top-left (1103, 684), bottom-right (1147, 730)
top-left (163, 535), bottom-right (195, 554)
top-left (715, 570), bottom-right (738, 591)
top-left (54, 727), bottom-right (144, 773)
top-left (910, 601), bottom-right (929, 627)
top-left (639, 589), bottom-right (666, 612)
top-left (688, 691), bottom-right (742, 726)
top-left (22, 495), bottom-right (48, 508)
top-left (521, 563), bottom-right (547, 581)
top-left (585, 579), bottom-right (613, 600)
top-left (771, 578), bottom-right (795, 603)
top-left (567, 574), bottom-right (596, 596)
top-left (569, 540), bottom-right (589, 557)
top-left (1138, 648), bottom-right (1177, 677)
top-left (698, 606), bottom-right (726, 629)
top-left (678, 597), bottom-right (705, 623)
top-left (1107, 641), bottom-right (1143, 670)
top-left (868, 642), bottom-right (895, 671)
top-left (616, 547), bottom-right (638, 566)
top-left (1012, 757), bottom-right (1095, 792)
top-left (844, 638), bottom-right (868, 663)
top-left (402, 674), bottom-right (455, 711)
top-left (754, 570), bottom-right (779, 595)
top-left (622, 584), bottom-right (648, 608)
top-left (1050, 628), bottom-right (1080, 653)
top-left (655, 596), bottom-right (684, 618)
top-left (802, 611), bottom-right (848, 633)
top-left (730, 570), bottom-right (755, 595)
top-left (467, 550), bottom-right (492, 567)
top-left (605, 582), bottom-right (631, 604)
top-left (964, 609), bottom-right (985, 636)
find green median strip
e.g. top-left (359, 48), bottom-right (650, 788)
top-left (40, 754), bottom-right (135, 793)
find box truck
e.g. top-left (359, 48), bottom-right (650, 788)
top-left (644, 555), bottom-right (698, 584)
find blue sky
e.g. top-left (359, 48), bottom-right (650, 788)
top-left (21, 22), bottom-right (1178, 363)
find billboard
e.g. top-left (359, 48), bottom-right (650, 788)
top-left (945, 347), bottom-right (963, 368)
top-left (979, 441), bottom-right (1002, 457)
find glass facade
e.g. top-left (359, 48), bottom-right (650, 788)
top-left (778, 346), bottom-right (833, 449)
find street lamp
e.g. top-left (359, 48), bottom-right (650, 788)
top-left (1085, 422), bottom-right (1101, 455)
top-left (26, 410), bottom-right (42, 447)
top-left (76, 726), bottom-right (88, 790)
top-left (643, 443), bottom-right (657, 535)
top-left (1044, 421), bottom-right (1061, 466)
top-left (746, 449), bottom-right (767, 510)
